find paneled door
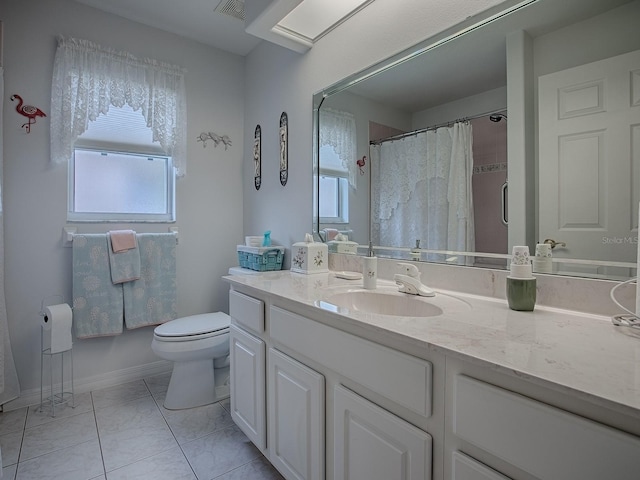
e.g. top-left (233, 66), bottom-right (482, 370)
top-left (229, 324), bottom-right (266, 451)
top-left (333, 384), bottom-right (432, 480)
top-left (538, 49), bottom-right (640, 276)
top-left (267, 348), bottom-right (324, 480)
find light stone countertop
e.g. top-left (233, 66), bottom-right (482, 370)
top-left (224, 270), bottom-right (640, 420)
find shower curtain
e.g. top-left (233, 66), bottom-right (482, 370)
top-left (0, 65), bottom-right (21, 405)
top-left (371, 122), bottom-right (475, 263)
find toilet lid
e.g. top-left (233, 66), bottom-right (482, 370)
top-left (154, 312), bottom-right (230, 338)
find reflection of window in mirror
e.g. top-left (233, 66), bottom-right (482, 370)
top-left (319, 145), bottom-right (349, 223)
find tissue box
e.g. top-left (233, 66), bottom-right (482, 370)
top-left (237, 245), bottom-right (284, 271)
top-left (291, 241), bottom-right (329, 274)
top-left (327, 239), bottom-right (358, 255)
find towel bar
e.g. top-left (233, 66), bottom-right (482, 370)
top-left (62, 227), bottom-right (179, 247)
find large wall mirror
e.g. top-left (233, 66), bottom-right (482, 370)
top-left (313, 0), bottom-right (640, 280)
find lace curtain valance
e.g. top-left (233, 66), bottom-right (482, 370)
top-left (319, 108), bottom-right (357, 188)
top-left (50, 36), bottom-right (188, 176)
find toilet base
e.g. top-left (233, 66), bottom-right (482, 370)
top-left (164, 359), bottom-right (228, 410)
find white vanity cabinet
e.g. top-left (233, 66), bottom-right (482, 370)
top-left (226, 274), bottom-right (640, 480)
top-left (228, 286), bottom-right (439, 480)
top-left (229, 289), bottom-right (325, 480)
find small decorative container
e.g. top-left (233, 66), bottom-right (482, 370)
top-left (291, 234), bottom-right (329, 275)
top-left (237, 245), bottom-right (284, 272)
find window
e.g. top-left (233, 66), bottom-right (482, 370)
top-left (68, 105), bottom-right (175, 222)
top-left (50, 36), bottom-right (186, 222)
top-left (70, 149), bottom-right (174, 222)
top-left (319, 145), bottom-right (349, 223)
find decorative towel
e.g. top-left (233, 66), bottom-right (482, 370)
top-left (109, 229), bottom-right (137, 253)
top-left (107, 232), bottom-right (141, 284)
top-left (72, 235), bottom-right (124, 338)
top-left (123, 233), bottom-right (177, 330)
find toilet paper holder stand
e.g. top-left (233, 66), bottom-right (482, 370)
top-left (39, 295), bottom-right (75, 417)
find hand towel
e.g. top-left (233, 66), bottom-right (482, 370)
top-left (107, 232), bottom-right (141, 284)
top-left (109, 230), bottom-right (137, 253)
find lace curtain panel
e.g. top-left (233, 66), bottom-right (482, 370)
top-left (50, 36), bottom-right (188, 176)
top-left (371, 122), bottom-right (475, 262)
top-left (319, 108), bottom-right (357, 188)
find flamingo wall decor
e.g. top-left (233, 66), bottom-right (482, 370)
top-left (10, 94), bottom-right (46, 133)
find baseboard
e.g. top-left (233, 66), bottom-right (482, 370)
top-left (2, 360), bottom-right (172, 412)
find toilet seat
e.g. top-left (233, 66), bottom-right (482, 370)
top-left (154, 312), bottom-right (230, 342)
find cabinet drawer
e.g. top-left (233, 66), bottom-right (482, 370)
top-left (270, 306), bottom-right (432, 418)
top-left (452, 451), bottom-right (511, 480)
top-left (229, 290), bottom-right (264, 333)
top-left (453, 375), bottom-right (640, 479)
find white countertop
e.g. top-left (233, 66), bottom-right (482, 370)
top-left (224, 270), bottom-right (640, 419)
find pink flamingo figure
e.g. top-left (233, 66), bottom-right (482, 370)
top-left (357, 155), bottom-right (366, 175)
top-left (11, 94), bottom-right (46, 133)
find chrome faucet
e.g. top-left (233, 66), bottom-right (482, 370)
top-left (393, 263), bottom-right (435, 297)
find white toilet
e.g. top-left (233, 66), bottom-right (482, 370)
top-left (151, 312), bottom-right (230, 410)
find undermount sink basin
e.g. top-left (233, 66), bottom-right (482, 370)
top-left (316, 286), bottom-right (471, 318)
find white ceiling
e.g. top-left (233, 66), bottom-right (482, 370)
top-left (72, 0), bottom-right (376, 56)
top-left (73, 0), bottom-right (262, 56)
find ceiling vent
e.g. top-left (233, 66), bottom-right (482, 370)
top-left (214, 0), bottom-right (245, 21)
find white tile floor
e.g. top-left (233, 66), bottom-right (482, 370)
top-left (0, 374), bottom-right (285, 480)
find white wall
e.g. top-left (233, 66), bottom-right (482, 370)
top-left (242, 0), bottom-right (508, 258)
top-left (1, 0), bottom-right (244, 404)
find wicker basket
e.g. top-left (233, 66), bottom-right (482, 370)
top-left (236, 245), bottom-right (285, 272)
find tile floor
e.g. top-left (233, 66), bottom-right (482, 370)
top-left (0, 374), bottom-right (285, 480)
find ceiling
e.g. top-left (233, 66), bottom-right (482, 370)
top-left (74, 0), bottom-right (261, 56)
top-left (72, 0), bottom-right (375, 56)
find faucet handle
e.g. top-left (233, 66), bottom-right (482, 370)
top-left (397, 262), bottom-right (420, 278)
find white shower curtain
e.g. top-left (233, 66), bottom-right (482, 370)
top-left (371, 122), bottom-right (474, 263)
top-left (0, 65), bottom-right (21, 405)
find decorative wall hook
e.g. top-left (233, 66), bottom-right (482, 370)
top-left (279, 112), bottom-right (288, 186)
top-left (357, 155), bottom-right (367, 175)
top-left (196, 131), bottom-right (232, 149)
top-left (11, 94), bottom-right (46, 133)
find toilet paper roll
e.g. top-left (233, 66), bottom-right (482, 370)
top-left (43, 304), bottom-right (73, 353)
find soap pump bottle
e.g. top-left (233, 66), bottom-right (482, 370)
top-left (363, 242), bottom-right (378, 290)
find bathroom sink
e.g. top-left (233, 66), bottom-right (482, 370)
top-left (316, 286), bottom-right (471, 317)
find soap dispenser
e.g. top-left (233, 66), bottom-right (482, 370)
top-left (363, 242), bottom-right (377, 290)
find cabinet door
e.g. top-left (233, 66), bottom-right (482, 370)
top-left (334, 384), bottom-right (432, 480)
top-left (268, 348), bottom-right (325, 480)
top-left (230, 324), bottom-right (266, 451)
